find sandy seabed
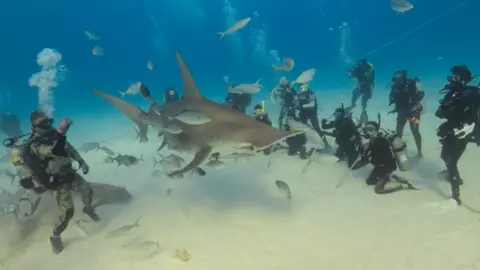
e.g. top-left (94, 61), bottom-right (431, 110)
top-left (1, 84), bottom-right (480, 270)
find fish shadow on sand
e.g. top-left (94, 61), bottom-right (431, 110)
top-left (175, 167), bottom-right (295, 213)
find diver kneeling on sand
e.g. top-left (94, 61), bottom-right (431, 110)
top-left (351, 121), bottom-right (417, 194)
top-left (321, 104), bottom-right (363, 167)
top-left (18, 110), bottom-right (100, 254)
top-left (283, 117), bottom-right (311, 160)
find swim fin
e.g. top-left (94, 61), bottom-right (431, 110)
top-left (50, 236), bottom-right (64, 254)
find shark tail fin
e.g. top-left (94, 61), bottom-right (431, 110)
top-left (92, 88), bottom-right (149, 141)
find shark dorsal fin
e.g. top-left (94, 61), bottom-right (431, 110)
top-left (175, 52), bottom-right (203, 100)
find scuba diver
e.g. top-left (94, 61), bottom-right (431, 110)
top-left (347, 58), bottom-right (375, 123)
top-left (18, 110), bottom-right (99, 254)
top-left (224, 83), bottom-right (252, 114)
top-left (352, 121), bottom-right (416, 194)
top-left (253, 101), bottom-right (273, 155)
top-left (0, 112), bottom-right (22, 137)
top-left (270, 77), bottom-right (297, 129)
top-left (253, 101), bottom-right (272, 126)
top-left (164, 87), bottom-right (179, 103)
top-left (284, 120), bottom-right (309, 160)
top-left (321, 105), bottom-right (362, 167)
top-left (435, 65), bottom-right (480, 205)
top-left (296, 84), bottom-right (331, 149)
top-left (388, 70), bottom-right (424, 157)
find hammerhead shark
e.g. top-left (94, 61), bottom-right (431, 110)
top-left (92, 52), bottom-right (302, 177)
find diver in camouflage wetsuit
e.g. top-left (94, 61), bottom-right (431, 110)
top-left (21, 110), bottom-right (100, 254)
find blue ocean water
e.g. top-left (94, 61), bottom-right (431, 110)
top-left (0, 0), bottom-right (477, 129)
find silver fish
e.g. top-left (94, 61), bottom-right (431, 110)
top-left (275, 180), bottom-right (291, 205)
top-left (105, 217), bottom-right (141, 238)
top-left (78, 142), bottom-right (100, 153)
top-left (97, 146), bottom-right (116, 156)
top-left (126, 239), bottom-right (160, 250)
top-left (227, 78), bottom-right (263, 94)
top-left (169, 110), bottom-right (211, 125)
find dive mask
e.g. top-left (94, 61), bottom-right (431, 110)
top-left (34, 117), bottom-right (54, 129)
top-left (254, 101), bottom-right (265, 115)
top-left (363, 124), bottom-right (378, 139)
top-left (447, 75), bottom-right (461, 83)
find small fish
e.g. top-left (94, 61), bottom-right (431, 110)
top-left (292, 68), bottom-right (316, 85)
top-left (272, 57), bottom-right (295, 74)
top-left (84, 30), bottom-right (100, 40)
top-left (119, 82), bottom-right (141, 97)
top-left (274, 180), bottom-right (291, 205)
top-left (126, 239), bottom-right (160, 250)
top-left (169, 110), bottom-right (211, 125)
top-left (140, 83), bottom-right (151, 98)
top-left (158, 118), bottom-right (183, 134)
top-left (227, 78), bottom-right (263, 94)
top-left (146, 60), bottom-right (154, 71)
top-left (205, 159), bottom-right (225, 169)
top-left (77, 142), bottom-right (100, 153)
top-left (97, 146), bottom-right (116, 156)
top-left (390, 0), bottom-right (413, 14)
top-left (158, 153), bottom-right (185, 166)
top-left (217, 17), bottom-right (251, 39)
top-left (105, 217), bottom-right (141, 238)
top-left (92, 45), bottom-right (104, 56)
top-left (166, 189), bottom-right (173, 196)
top-left (111, 154), bottom-right (144, 167)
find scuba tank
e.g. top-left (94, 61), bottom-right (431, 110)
top-left (388, 133), bottom-right (412, 171)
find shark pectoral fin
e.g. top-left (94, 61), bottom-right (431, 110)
top-left (92, 88), bottom-right (149, 140)
top-left (168, 146), bottom-right (212, 177)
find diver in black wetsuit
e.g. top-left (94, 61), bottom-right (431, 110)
top-left (322, 106), bottom-right (362, 167)
top-left (352, 121), bottom-right (416, 194)
top-left (296, 84), bottom-right (331, 149)
top-left (224, 83), bottom-right (252, 114)
top-left (164, 87), bottom-right (179, 103)
top-left (0, 112), bottom-right (22, 137)
top-left (284, 122), bottom-right (308, 160)
top-left (271, 77), bottom-right (297, 129)
top-left (347, 58), bottom-right (375, 123)
top-left (388, 70), bottom-right (424, 157)
top-left (436, 65), bottom-right (480, 205)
